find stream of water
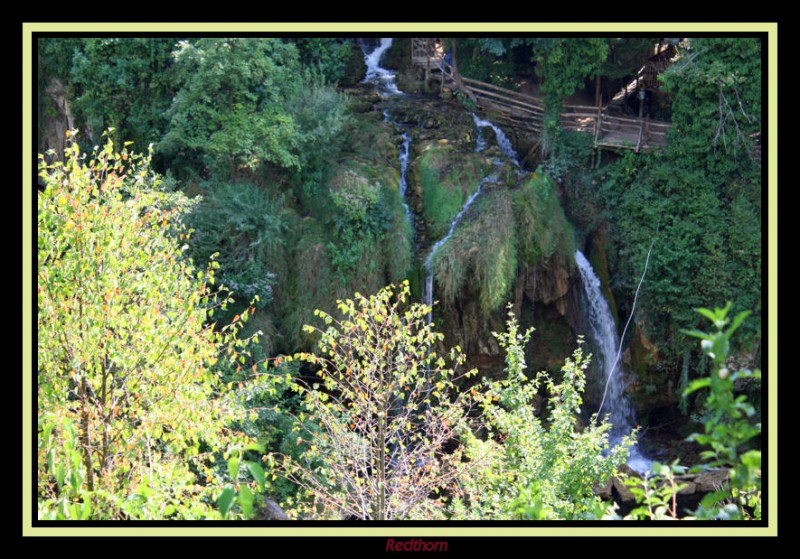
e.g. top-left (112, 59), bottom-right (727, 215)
top-left (575, 250), bottom-right (651, 473)
top-left (363, 38), bottom-right (402, 96)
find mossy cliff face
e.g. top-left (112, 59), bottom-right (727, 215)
top-left (267, 104), bottom-right (413, 353)
top-left (402, 99), bottom-right (580, 375)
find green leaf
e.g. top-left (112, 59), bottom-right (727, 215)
top-left (228, 456), bottom-right (240, 481)
top-left (55, 463), bottom-right (65, 490)
top-left (683, 377), bottom-right (711, 396)
top-left (245, 461), bottom-right (267, 489)
top-left (245, 442), bottom-right (265, 453)
top-left (695, 307), bottom-right (719, 323)
top-left (725, 310), bottom-right (752, 338)
top-left (741, 450), bottom-right (761, 470)
top-left (218, 486), bottom-right (235, 517)
top-left (238, 485), bottom-right (254, 517)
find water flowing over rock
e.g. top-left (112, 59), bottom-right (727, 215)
top-left (575, 250), bottom-right (651, 473)
top-left (472, 115), bottom-right (520, 166)
top-left (363, 38), bottom-right (401, 96)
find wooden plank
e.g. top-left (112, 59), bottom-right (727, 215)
top-left (471, 91), bottom-right (545, 114)
top-left (562, 103), bottom-right (599, 112)
top-left (467, 86), bottom-right (544, 111)
top-left (460, 76), bottom-right (545, 107)
top-left (471, 96), bottom-right (543, 121)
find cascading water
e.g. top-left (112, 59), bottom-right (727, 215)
top-left (398, 131), bottom-right (413, 221)
top-left (472, 115), bottom-right (520, 165)
top-left (575, 250), bottom-right (651, 473)
top-left (363, 38), bottom-right (401, 96)
top-left (381, 109), bottom-right (414, 229)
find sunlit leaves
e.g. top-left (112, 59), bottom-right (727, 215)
top-left (277, 281), bottom-right (477, 520)
top-left (37, 135), bottom-right (252, 519)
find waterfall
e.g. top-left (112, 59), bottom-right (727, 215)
top-left (398, 130), bottom-right (413, 224)
top-left (473, 115), bottom-right (520, 167)
top-left (382, 110), bottom-right (413, 229)
top-left (575, 250), bottom-right (651, 473)
top-left (363, 38), bottom-right (401, 96)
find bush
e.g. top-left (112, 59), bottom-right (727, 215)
top-left (186, 181), bottom-right (287, 304)
top-left (37, 134), bottom-right (255, 519)
top-left (276, 282), bottom-right (480, 520)
top-left (451, 308), bottom-right (630, 519)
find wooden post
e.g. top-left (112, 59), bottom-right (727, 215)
top-left (595, 73), bottom-right (602, 145)
top-left (452, 38), bottom-right (464, 93)
top-left (636, 119), bottom-right (644, 153)
top-left (595, 74), bottom-right (601, 108)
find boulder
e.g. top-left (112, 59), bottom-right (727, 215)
top-left (259, 498), bottom-right (290, 520)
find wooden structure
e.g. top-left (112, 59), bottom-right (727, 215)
top-left (411, 38), bottom-right (671, 153)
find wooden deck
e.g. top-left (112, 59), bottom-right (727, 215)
top-left (411, 38), bottom-right (669, 153)
top-left (410, 38), bottom-right (763, 162)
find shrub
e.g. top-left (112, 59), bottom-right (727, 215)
top-left (37, 134), bottom-right (255, 519)
top-left (276, 282), bottom-right (480, 520)
top-left (451, 307), bottom-right (630, 519)
top-left (186, 181), bottom-right (287, 304)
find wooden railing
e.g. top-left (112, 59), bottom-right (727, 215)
top-left (409, 38), bottom-right (764, 161)
top-left (460, 76), bottom-right (544, 134)
top-left (410, 38), bottom-right (671, 153)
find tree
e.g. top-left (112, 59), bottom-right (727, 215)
top-left (661, 37), bottom-right (761, 166)
top-left (37, 133), bottom-right (251, 519)
top-left (277, 282), bottom-right (480, 520)
top-left (69, 37), bottom-right (178, 151)
top-left (160, 38), bottom-right (302, 181)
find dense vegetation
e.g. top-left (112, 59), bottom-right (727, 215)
top-left (36, 36), bottom-right (763, 521)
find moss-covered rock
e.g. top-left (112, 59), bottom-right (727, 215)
top-left (339, 42), bottom-right (367, 87)
top-left (415, 142), bottom-right (491, 240)
top-left (513, 173), bottom-right (576, 271)
top-left (431, 188), bottom-right (517, 314)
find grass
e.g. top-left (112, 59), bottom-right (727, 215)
top-left (417, 143), bottom-right (490, 239)
top-left (431, 189), bottom-right (517, 313)
top-left (513, 173), bottom-right (576, 270)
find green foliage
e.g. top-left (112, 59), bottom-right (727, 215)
top-left (431, 190), bottom-right (517, 313)
top-left (277, 282), bottom-right (479, 520)
top-left (290, 38), bottom-right (353, 84)
top-left (623, 461), bottom-right (689, 520)
top-left (513, 173), bottom-right (576, 268)
top-left (532, 38), bottom-right (609, 103)
top-left (37, 134), bottom-right (255, 519)
top-left (285, 68), bottom-right (349, 175)
top-left (626, 304), bottom-right (761, 521)
top-left (186, 181), bottom-right (287, 303)
top-left (68, 38), bottom-right (177, 151)
top-left (326, 166), bottom-right (411, 282)
top-left (217, 442), bottom-right (268, 518)
top-left (661, 38), bottom-right (761, 167)
top-left (161, 38), bottom-right (302, 180)
top-left (683, 303), bottom-right (761, 519)
top-left (452, 309), bottom-right (630, 519)
top-left (539, 129), bottom-right (595, 182)
top-left (449, 38), bottom-right (518, 87)
top-left (275, 161), bottom-right (413, 351)
top-left (418, 144), bottom-right (488, 239)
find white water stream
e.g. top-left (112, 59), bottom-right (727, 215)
top-left (575, 250), bottom-right (651, 473)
